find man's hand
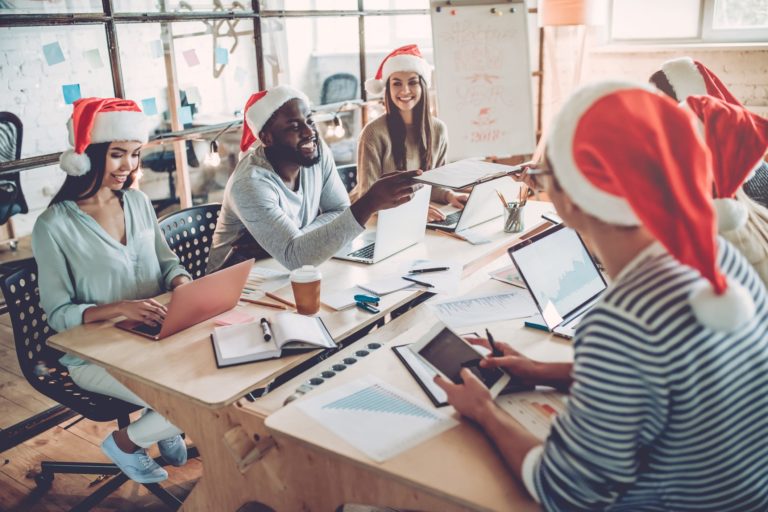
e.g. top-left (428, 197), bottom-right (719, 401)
top-left (446, 191), bottom-right (469, 209)
top-left (351, 169), bottom-right (423, 226)
top-left (428, 205), bottom-right (446, 222)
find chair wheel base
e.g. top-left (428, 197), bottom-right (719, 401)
top-left (35, 471), bottom-right (53, 490)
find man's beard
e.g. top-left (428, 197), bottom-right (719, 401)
top-left (265, 136), bottom-right (321, 167)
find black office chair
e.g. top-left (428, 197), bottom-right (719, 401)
top-left (320, 73), bottom-right (359, 105)
top-left (337, 164), bottom-right (358, 193)
top-left (158, 203), bottom-right (221, 279)
top-left (0, 112), bottom-right (29, 250)
top-left (0, 258), bottom-right (185, 511)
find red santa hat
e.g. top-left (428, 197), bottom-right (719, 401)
top-left (547, 81), bottom-right (755, 332)
top-left (685, 95), bottom-right (768, 233)
top-left (365, 44), bottom-right (432, 97)
top-left (60, 97), bottom-right (148, 176)
top-left (240, 85), bottom-right (309, 152)
top-left (660, 57), bottom-right (741, 105)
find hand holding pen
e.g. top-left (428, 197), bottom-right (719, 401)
top-left (485, 328), bottom-right (503, 357)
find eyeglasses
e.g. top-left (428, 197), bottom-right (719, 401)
top-left (522, 164), bottom-right (553, 192)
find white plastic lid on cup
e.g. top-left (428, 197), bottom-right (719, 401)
top-left (290, 265), bottom-right (322, 283)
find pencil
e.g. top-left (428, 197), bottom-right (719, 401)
top-left (265, 291), bottom-right (296, 309)
top-left (240, 296), bottom-right (287, 309)
top-left (495, 189), bottom-right (508, 208)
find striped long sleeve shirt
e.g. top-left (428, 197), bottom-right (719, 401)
top-left (531, 240), bottom-right (768, 511)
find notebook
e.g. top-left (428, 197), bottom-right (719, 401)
top-left (211, 312), bottom-right (335, 368)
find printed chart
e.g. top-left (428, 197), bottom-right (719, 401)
top-left (496, 390), bottom-right (567, 441)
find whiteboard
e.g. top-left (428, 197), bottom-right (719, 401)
top-left (431, 2), bottom-right (536, 161)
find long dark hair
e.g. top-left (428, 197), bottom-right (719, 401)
top-left (384, 75), bottom-right (434, 171)
top-left (50, 142), bottom-right (136, 206)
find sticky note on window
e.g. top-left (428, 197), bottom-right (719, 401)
top-left (141, 97), bottom-right (158, 116)
top-left (215, 47), bottom-right (229, 65)
top-left (83, 48), bottom-right (103, 69)
top-left (150, 39), bottom-right (163, 59)
top-left (179, 105), bottom-right (192, 125)
top-left (62, 84), bottom-right (81, 104)
top-left (183, 49), bottom-right (199, 67)
top-left (185, 86), bottom-right (201, 105)
top-left (43, 42), bottom-right (65, 66)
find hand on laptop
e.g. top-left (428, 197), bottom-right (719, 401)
top-left (446, 190), bottom-right (469, 209)
top-left (120, 299), bottom-right (167, 326)
top-left (427, 206), bottom-right (446, 222)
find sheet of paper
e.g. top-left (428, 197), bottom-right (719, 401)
top-left (429, 289), bottom-right (538, 328)
top-left (489, 264), bottom-right (526, 288)
top-left (321, 286), bottom-right (366, 311)
top-left (247, 267), bottom-right (291, 293)
top-left (495, 390), bottom-right (567, 441)
top-left (298, 376), bottom-right (458, 462)
top-left (456, 228), bottom-right (491, 245)
top-left (402, 259), bottom-right (461, 294)
top-left (358, 275), bottom-right (413, 296)
top-left (214, 309), bottom-right (255, 326)
top-left (414, 159), bottom-right (519, 189)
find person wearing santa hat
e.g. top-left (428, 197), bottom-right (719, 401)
top-left (436, 83), bottom-right (768, 511)
top-left (686, 94), bottom-right (768, 287)
top-left (650, 57), bottom-right (768, 209)
top-left (206, 85), bottom-right (422, 272)
top-left (32, 98), bottom-right (193, 484)
top-left (350, 44), bottom-right (467, 222)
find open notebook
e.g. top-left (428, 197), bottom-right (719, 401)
top-left (211, 312), bottom-right (335, 368)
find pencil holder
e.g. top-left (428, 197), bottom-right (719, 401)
top-left (503, 202), bottom-right (525, 233)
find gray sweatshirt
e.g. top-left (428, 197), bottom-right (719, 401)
top-left (207, 140), bottom-right (364, 272)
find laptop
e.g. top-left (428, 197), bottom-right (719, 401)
top-left (426, 176), bottom-right (521, 232)
top-left (116, 258), bottom-right (253, 340)
top-left (333, 185), bottom-right (431, 264)
top-left (507, 224), bottom-right (607, 339)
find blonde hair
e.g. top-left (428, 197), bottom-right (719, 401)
top-left (720, 188), bottom-right (768, 287)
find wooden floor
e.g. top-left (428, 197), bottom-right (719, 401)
top-left (0, 236), bottom-right (203, 510)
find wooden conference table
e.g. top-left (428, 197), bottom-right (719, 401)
top-left (47, 200), bottom-right (560, 511)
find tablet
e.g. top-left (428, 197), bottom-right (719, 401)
top-left (411, 322), bottom-right (510, 398)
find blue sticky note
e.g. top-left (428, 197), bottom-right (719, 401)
top-left (215, 47), bottom-right (229, 65)
top-left (179, 105), bottom-right (192, 125)
top-left (150, 39), bottom-right (163, 59)
top-left (141, 97), bottom-right (158, 116)
top-left (62, 84), bottom-right (81, 105)
top-left (43, 42), bottom-right (65, 66)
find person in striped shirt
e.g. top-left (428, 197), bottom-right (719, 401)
top-left (436, 82), bottom-right (768, 511)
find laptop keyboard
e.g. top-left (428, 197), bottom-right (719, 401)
top-left (349, 243), bottom-right (376, 260)
top-left (429, 211), bottom-right (462, 227)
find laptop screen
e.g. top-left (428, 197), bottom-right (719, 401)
top-left (510, 226), bottom-right (606, 321)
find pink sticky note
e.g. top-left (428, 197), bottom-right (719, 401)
top-left (183, 49), bottom-right (200, 67)
top-left (214, 309), bottom-right (254, 326)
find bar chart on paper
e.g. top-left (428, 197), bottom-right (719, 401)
top-left (298, 377), bottom-right (458, 462)
top-left (496, 390), bottom-right (567, 441)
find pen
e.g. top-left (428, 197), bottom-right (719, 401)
top-left (240, 296), bottom-right (286, 309)
top-left (485, 328), bottom-right (503, 357)
top-left (356, 301), bottom-right (380, 314)
top-left (260, 317), bottom-right (273, 342)
top-left (408, 266), bottom-right (449, 274)
top-left (401, 275), bottom-right (435, 288)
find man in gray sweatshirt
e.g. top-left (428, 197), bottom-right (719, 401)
top-left (207, 85), bottom-right (422, 272)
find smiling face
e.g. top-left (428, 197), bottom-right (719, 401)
top-left (260, 98), bottom-right (320, 167)
top-left (102, 141), bottom-right (141, 190)
top-left (388, 71), bottom-right (423, 113)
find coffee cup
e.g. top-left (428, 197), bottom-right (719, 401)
top-left (290, 265), bottom-right (322, 315)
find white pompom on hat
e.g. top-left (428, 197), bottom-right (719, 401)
top-left (365, 44), bottom-right (432, 97)
top-left (547, 81), bottom-right (756, 332)
top-left (59, 97), bottom-right (148, 176)
top-left (239, 85), bottom-right (309, 152)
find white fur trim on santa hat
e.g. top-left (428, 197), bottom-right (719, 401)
top-left (366, 54), bottom-right (432, 98)
top-left (59, 149), bottom-right (91, 176)
top-left (662, 57), bottom-right (707, 102)
top-left (364, 77), bottom-right (385, 97)
top-left (547, 81), bottom-right (652, 226)
top-left (67, 111), bottom-right (148, 147)
top-left (689, 276), bottom-right (755, 332)
top-left (714, 197), bottom-right (749, 233)
top-left (245, 85), bottom-right (309, 136)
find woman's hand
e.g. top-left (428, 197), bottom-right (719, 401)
top-left (446, 191), bottom-right (469, 209)
top-left (434, 369), bottom-right (495, 423)
top-left (119, 299), bottom-right (167, 326)
top-left (428, 205), bottom-right (447, 222)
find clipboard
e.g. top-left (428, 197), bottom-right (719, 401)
top-left (412, 159), bottom-right (526, 190)
top-left (392, 344), bottom-right (449, 407)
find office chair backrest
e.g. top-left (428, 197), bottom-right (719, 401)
top-left (0, 258), bottom-right (135, 419)
top-left (336, 164), bottom-right (358, 193)
top-left (158, 203), bottom-right (222, 279)
top-left (0, 111), bottom-right (29, 222)
top-left (321, 73), bottom-right (359, 105)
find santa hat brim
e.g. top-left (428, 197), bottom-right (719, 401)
top-left (661, 57), bottom-right (707, 102)
top-left (245, 86), bottom-right (309, 137)
top-left (68, 111), bottom-right (148, 148)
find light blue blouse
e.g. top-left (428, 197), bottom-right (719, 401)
top-left (31, 189), bottom-right (190, 367)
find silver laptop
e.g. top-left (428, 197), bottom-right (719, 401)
top-left (333, 185), bottom-right (431, 264)
top-left (507, 224), bottom-right (607, 339)
top-left (426, 176), bottom-right (521, 232)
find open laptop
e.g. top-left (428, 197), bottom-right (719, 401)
top-left (116, 258), bottom-right (253, 340)
top-left (507, 224), bottom-right (607, 339)
top-left (333, 185), bottom-right (431, 264)
top-left (427, 175), bottom-right (521, 232)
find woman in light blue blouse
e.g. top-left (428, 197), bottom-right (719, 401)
top-left (32, 98), bottom-right (192, 484)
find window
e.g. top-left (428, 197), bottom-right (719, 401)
top-left (611, 0), bottom-right (768, 42)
